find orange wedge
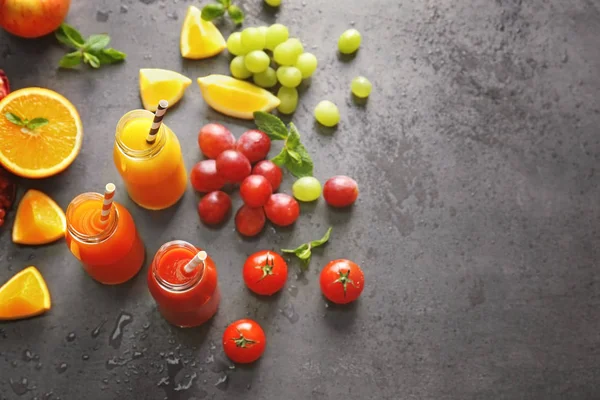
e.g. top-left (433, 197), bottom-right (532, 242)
top-left (0, 266), bottom-right (51, 320)
top-left (12, 189), bottom-right (66, 245)
top-left (180, 6), bottom-right (226, 59)
top-left (0, 87), bottom-right (83, 179)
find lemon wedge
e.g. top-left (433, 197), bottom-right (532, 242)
top-left (197, 74), bottom-right (281, 120)
top-left (139, 69), bottom-right (192, 111)
top-left (180, 6), bottom-right (226, 59)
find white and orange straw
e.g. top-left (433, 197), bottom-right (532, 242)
top-left (99, 183), bottom-right (116, 224)
top-left (146, 99), bottom-right (169, 144)
top-left (183, 250), bottom-right (207, 274)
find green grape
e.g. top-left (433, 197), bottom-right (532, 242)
top-left (265, 24), bottom-right (289, 50)
top-left (264, 0), bottom-right (281, 6)
top-left (257, 26), bottom-right (268, 37)
top-left (277, 86), bottom-right (298, 114)
top-left (241, 27), bottom-right (266, 52)
top-left (253, 67), bottom-right (278, 88)
top-left (286, 38), bottom-right (304, 57)
top-left (276, 66), bottom-right (302, 88)
top-left (338, 29), bottom-right (361, 54)
top-left (292, 177), bottom-right (322, 202)
top-left (273, 41), bottom-right (298, 66)
top-left (230, 56), bottom-right (253, 79)
top-left (295, 52), bottom-right (318, 78)
top-left (314, 100), bottom-right (340, 127)
top-left (226, 32), bottom-right (246, 56)
top-left (351, 76), bottom-right (372, 98)
top-left (244, 50), bottom-right (270, 73)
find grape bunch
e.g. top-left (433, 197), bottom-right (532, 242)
top-left (0, 167), bottom-right (16, 228)
top-left (227, 24), bottom-right (318, 115)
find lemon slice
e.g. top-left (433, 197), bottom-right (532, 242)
top-left (180, 6), bottom-right (226, 59)
top-left (197, 75), bottom-right (281, 120)
top-left (139, 69), bottom-right (192, 111)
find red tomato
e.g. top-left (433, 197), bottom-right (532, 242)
top-left (222, 319), bottom-right (266, 364)
top-left (264, 193), bottom-right (299, 226)
top-left (323, 176), bottom-right (359, 207)
top-left (235, 205), bottom-right (266, 237)
top-left (235, 129), bottom-right (271, 163)
top-left (319, 259), bottom-right (364, 304)
top-left (240, 175), bottom-right (272, 208)
top-left (243, 251), bottom-right (288, 295)
top-left (252, 160), bottom-right (283, 191)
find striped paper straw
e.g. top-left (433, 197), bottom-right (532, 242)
top-left (100, 183), bottom-right (116, 223)
top-left (146, 99), bottom-right (169, 144)
top-left (183, 250), bottom-right (207, 274)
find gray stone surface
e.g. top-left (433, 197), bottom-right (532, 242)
top-left (1, 0), bottom-right (600, 399)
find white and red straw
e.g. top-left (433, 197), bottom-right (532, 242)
top-left (99, 183), bottom-right (116, 223)
top-left (183, 250), bottom-right (207, 274)
top-left (146, 99), bottom-right (169, 144)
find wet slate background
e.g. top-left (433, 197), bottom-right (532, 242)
top-left (1, 0), bottom-right (600, 399)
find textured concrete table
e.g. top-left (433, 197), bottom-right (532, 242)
top-left (1, 0), bottom-right (599, 399)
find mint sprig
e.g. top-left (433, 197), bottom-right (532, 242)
top-left (282, 227), bottom-right (333, 269)
top-left (55, 23), bottom-right (126, 69)
top-left (202, 0), bottom-right (245, 25)
top-left (254, 112), bottom-right (314, 178)
top-left (5, 112), bottom-right (49, 130)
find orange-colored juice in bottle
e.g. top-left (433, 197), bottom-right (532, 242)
top-left (65, 192), bottom-right (145, 284)
top-left (113, 110), bottom-right (187, 210)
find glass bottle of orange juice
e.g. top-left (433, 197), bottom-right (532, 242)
top-left (113, 104), bottom-right (187, 210)
top-left (65, 185), bottom-right (145, 285)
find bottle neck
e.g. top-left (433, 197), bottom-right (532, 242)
top-left (66, 192), bottom-right (119, 244)
top-left (153, 240), bottom-right (204, 292)
top-left (115, 109), bottom-right (167, 159)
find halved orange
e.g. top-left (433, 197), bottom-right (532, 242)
top-left (0, 87), bottom-right (83, 178)
top-left (12, 189), bottom-right (66, 245)
top-left (0, 266), bottom-right (51, 320)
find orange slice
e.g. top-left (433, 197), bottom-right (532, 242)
top-left (0, 87), bottom-right (83, 179)
top-left (0, 266), bottom-right (51, 320)
top-left (180, 6), bottom-right (226, 59)
top-left (12, 189), bottom-right (66, 245)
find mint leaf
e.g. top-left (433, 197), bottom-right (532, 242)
top-left (254, 111), bottom-right (288, 140)
top-left (83, 52), bottom-right (100, 68)
top-left (85, 34), bottom-right (110, 52)
top-left (287, 149), bottom-right (301, 163)
top-left (282, 227), bottom-right (333, 269)
top-left (227, 5), bottom-right (244, 24)
top-left (5, 112), bottom-right (24, 126)
top-left (202, 3), bottom-right (225, 20)
top-left (59, 51), bottom-right (82, 68)
top-left (55, 23), bottom-right (85, 48)
top-left (309, 227), bottom-right (332, 247)
top-left (26, 118), bottom-right (49, 130)
top-left (285, 123), bottom-right (301, 149)
top-left (271, 147), bottom-right (288, 166)
top-left (93, 48), bottom-right (127, 64)
top-left (284, 123), bottom-right (313, 177)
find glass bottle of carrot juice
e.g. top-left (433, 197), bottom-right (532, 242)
top-left (147, 240), bottom-right (220, 327)
top-left (113, 110), bottom-right (187, 210)
top-left (65, 192), bottom-right (145, 285)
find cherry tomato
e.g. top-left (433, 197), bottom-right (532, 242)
top-left (323, 175), bottom-right (359, 207)
top-left (198, 123), bottom-right (235, 159)
top-left (216, 150), bottom-right (252, 183)
top-left (319, 259), bottom-right (364, 304)
top-left (264, 193), bottom-right (299, 226)
top-left (222, 319), bottom-right (266, 364)
top-left (198, 191), bottom-right (231, 225)
top-left (190, 160), bottom-right (226, 193)
top-left (235, 129), bottom-right (271, 163)
top-left (252, 160), bottom-right (283, 191)
top-left (240, 175), bottom-right (272, 208)
top-left (235, 205), bottom-right (266, 237)
top-left (243, 250), bottom-right (288, 295)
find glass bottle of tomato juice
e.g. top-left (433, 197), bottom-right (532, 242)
top-left (65, 192), bottom-right (145, 284)
top-left (147, 240), bottom-right (220, 327)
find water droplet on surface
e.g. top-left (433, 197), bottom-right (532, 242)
top-left (214, 374), bottom-right (228, 391)
top-left (210, 354), bottom-right (233, 373)
top-left (106, 356), bottom-right (130, 370)
top-left (11, 360), bottom-right (18, 367)
top-left (66, 332), bottom-right (76, 342)
top-left (205, 354), bottom-right (214, 364)
top-left (157, 377), bottom-right (170, 387)
top-left (96, 10), bottom-right (110, 22)
top-left (109, 312), bottom-right (133, 349)
top-left (174, 372), bottom-right (197, 391)
top-left (120, 5), bottom-right (129, 13)
top-left (9, 377), bottom-right (30, 395)
top-left (132, 351), bottom-right (143, 359)
top-left (287, 285), bottom-right (298, 297)
top-left (166, 12), bottom-right (178, 20)
top-left (279, 303), bottom-right (299, 323)
top-left (35, 363), bottom-right (43, 370)
top-left (102, 378), bottom-right (109, 384)
top-left (142, 322), bottom-right (150, 330)
top-left (56, 362), bottom-right (68, 374)
top-left (82, 354), bottom-right (90, 361)
top-left (91, 319), bottom-right (107, 338)
top-left (22, 349), bottom-right (34, 361)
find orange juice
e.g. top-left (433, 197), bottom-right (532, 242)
top-left (113, 110), bottom-right (187, 210)
top-left (65, 192), bottom-right (145, 285)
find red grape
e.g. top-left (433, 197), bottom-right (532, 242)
top-left (264, 193), bottom-right (300, 226)
top-left (252, 160), bottom-right (283, 191)
top-left (198, 191), bottom-right (231, 225)
top-left (323, 176), bottom-right (358, 207)
top-left (235, 205), bottom-right (266, 237)
top-left (235, 130), bottom-right (271, 163)
top-left (198, 123), bottom-right (235, 159)
top-left (240, 175), bottom-right (272, 208)
top-left (216, 150), bottom-right (251, 183)
top-left (190, 160), bottom-right (226, 193)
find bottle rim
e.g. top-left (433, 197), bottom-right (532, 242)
top-left (115, 109), bottom-right (166, 159)
top-left (66, 192), bottom-right (119, 243)
top-left (152, 240), bottom-right (204, 292)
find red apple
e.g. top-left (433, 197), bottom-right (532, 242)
top-left (0, 0), bottom-right (71, 38)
